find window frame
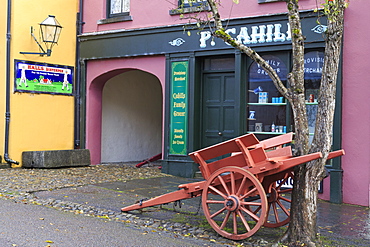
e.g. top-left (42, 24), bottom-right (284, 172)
top-left (257, 0), bottom-right (285, 3)
top-left (180, 0), bottom-right (208, 8)
top-left (170, 0), bottom-right (210, 15)
top-left (99, 0), bottom-right (132, 24)
top-left (107, 0), bottom-right (130, 18)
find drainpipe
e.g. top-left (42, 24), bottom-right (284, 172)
top-left (4, 0), bottom-right (19, 165)
top-left (74, 12), bottom-right (81, 149)
top-left (74, 0), bottom-right (85, 149)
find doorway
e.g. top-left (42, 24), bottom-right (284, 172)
top-left (200, 56), bottom-right (238, 149)
top-left (101, 70), bottom-right (162, 162)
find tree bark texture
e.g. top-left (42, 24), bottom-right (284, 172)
top-left (285, 0), bottom-right (346, 246)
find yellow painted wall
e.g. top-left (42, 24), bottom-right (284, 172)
top-left (6, 0), bottom-right (78, 166)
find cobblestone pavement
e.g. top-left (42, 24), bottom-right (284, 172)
top-left (0, 163), bottom-right (369, 246)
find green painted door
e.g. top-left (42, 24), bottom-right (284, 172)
top-left (201, 73), bottom-right (237, 148)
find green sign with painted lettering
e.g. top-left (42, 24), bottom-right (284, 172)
top-left (169, 61), bottom-right (188, 155)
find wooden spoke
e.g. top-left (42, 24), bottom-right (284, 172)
top-left (208, 185), bottom-right (228, 199)
top-left (239, 187), bottom-right (258, 200)
top-left (210, 207), bottom-right (227, 219)
top-left (279, 195), bottom-right (292, 203)
top-left (276, 175), bottom-right (289, 190)
top-left (272, 203), bottom-right (280, 223)
top-left (241, 201), bottom-right (262, 207)
top-left (220, 211), bottom-right (231, 229)
top-left (240, 205), bottom-right (261, 222)
top-left (236, 175), bottom-right (247, 196)
top-left (230, 171), bottom-right (236, 195)
top-left (276, 199), bottom-right (290, 216)
top-left (238, 210), bottom-right (251, 232)
top-left (217, 175), bottom-right (231, 196)
top-left (233, 212), bottom-right (238, 234)
top-left (206, 199), bottom-right (225, 204)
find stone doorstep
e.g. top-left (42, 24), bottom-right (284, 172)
top-left (22, 149), bottom-right (91, 168)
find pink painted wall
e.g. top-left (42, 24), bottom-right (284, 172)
top-left (341, 0), bottom-right (370, 206)
top-left (320, 177), bottom-right (330, 201)
top-left (82, 0), bottom-right (320, 33)
top-left (86, 56), bottom-right (166, 164)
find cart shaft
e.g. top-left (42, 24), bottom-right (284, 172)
top-left (121, 184), bottom-right (203, 212)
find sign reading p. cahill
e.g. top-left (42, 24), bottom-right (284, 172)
top-left (14, 60), bottom-right (74, 96)
top-left (169, 61), bottom-right (188, 155)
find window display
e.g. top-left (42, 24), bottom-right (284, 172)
top-left (247, 54), bottom-right (288, 138)
top-left (247, 51), bottom-right (323, 139)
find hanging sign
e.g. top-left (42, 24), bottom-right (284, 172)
top-left (14, 60), bottom-right (74, 96)
top-left (169, 61), bottom-right (188, 155)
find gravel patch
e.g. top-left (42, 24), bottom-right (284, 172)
top-left (0, 163), bottom-right (168, 193)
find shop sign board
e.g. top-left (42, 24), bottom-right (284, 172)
top-left (80, 13), bottom-right (327, 60)
top-left (169, 61), bottom-right (188, 155)
top-left (14, 60), bottom-right (74, 96)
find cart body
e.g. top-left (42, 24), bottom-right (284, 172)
top-left (121, 133), bottom-right (344, 240)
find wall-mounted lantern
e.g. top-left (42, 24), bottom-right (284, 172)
top-left (20, 15), bottom-right (62, 57)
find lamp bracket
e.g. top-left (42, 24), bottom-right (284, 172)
top-left (20, 26), bottom-right (49, 56)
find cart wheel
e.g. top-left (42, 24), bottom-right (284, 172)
top-left (263, 171), bottom-right (293, 228)
top-left (202, 166), bottom-right (268, 240)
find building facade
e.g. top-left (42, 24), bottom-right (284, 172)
top-left (78, 0), bottom-right (370, 206)
top-left (0, 0), bottom-right (78, 166)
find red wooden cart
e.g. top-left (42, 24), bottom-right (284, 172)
top-left (121, 133), bottom-right (344, 240)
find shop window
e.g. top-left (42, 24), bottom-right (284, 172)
top-left (247, 54), bottom-right (288, 138)
top-left (99, 0), bottom-right (132, 24)
top-left (304, 51), bottom-right (324, 142)
top-left (246, 51), bottom-right (324, 143)
top-left (170, 0), bottom-right (209, 15)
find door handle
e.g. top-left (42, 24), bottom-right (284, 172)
top-left (218, 132), bottom-right (223, 136)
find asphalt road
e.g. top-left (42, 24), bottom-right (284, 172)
top-left (0, 198), bottom-right (217, 247)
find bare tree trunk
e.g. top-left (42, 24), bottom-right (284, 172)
top-left (285, 0), bottom-right (309, 156)
top-left (281, 2), bottom-right (314, 244)
top-left (284, 1), bottom-right (346, 246)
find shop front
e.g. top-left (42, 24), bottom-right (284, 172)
top-left (79, 11), bottom-right (342, 201)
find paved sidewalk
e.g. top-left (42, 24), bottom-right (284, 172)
top-left (35, 175), bottom-right (370, 246)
